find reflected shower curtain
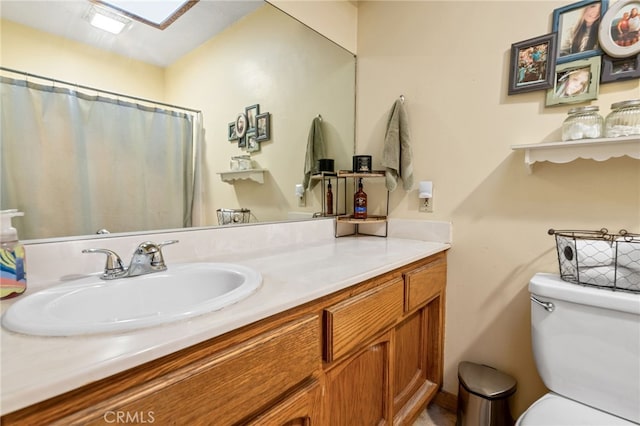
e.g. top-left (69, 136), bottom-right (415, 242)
top-left (0, 77), bottom-right (202, 240)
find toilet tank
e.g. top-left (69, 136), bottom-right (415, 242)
top-left (529, 273), bottom-right (640, 424)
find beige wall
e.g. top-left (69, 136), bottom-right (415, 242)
top-left (355, 0), bottom-right (640, 417)
top-left (268, 0), bottom-right (358, 54)
top-left (0, 20), bottom-right (165, 100)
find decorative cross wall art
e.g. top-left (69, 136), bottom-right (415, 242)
top-left (228, 104), bottom-right (271, 153)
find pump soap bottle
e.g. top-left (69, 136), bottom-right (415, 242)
top-left (1, 210), bottom-right (27, 299)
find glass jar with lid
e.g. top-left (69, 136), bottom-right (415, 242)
top-left (604, 99), bottom-right (640, 138)
top-left (561, 106), bottom-right (603, 141)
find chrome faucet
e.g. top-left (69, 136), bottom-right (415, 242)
top-left (83, 240), bottom-right (179, 280)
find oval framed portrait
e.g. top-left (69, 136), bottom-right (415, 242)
top-left (235, 113), bottom-right (248, 138)
top-left (598, 0), bottom-right (640, 58)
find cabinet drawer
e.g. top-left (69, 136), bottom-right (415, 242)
top-left (58, 315), bottom-right (321, 425)
top-left (404, 258), bottom-right (446, 312)
top-left (324, 278), bottom-right (404, 362)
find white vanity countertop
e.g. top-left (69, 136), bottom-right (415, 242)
top-left (0, 234), bottom-right (450, 416)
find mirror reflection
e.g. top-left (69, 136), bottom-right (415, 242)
top-left (0, 1), bottom-right (356, 241)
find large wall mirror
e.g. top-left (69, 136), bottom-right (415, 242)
top-left (0, 1), bottom-right (356, 242)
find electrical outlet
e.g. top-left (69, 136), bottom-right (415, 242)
top-left (419, 198), bottom-right (433, 213)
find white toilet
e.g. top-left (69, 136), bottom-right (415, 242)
top-left (517, 273), bottom-right (640, 425)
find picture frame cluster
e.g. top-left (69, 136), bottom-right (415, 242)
top-left (508, 0), bottom-right (640, 106)
top-left (227, 104), bottom-right (271, 152)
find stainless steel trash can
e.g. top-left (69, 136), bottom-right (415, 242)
top-left (456, 361), bottom-right (517, 426)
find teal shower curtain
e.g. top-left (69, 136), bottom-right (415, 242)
top-left (0, 77), bottom-right (203, 240)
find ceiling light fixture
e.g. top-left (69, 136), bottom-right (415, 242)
top-left (87, 6), bottom-right (130, 34)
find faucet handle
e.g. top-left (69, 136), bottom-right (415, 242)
top-left (157, 240), bottom-right (179, 249)
top-left (134, 240), bottom-right (179, 268)
top-left (82, 248), bottom-right (125, 279)
top-left (153, 240), bottom-right (179, 267)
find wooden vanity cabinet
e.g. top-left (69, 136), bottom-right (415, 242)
top-left (322, 251), bottom-right (447, 426)
top-left (2, 251), bottom-right (446, 426)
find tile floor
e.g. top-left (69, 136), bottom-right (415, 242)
top-left (413, 403), bottom-right (457, 426)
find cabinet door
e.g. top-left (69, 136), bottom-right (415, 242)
top-left (246, 379), bottom-right (323, 426)
top-left (392, 304), bottom-right (442, 424)
top-left (324, 331), bottom-right (393, 426)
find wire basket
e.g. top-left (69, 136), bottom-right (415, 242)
top-left (217, 208), bottom-right (252, 225)
top-left (549, 228), bottom-right (640, 293)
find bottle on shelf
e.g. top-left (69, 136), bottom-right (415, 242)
top-left (353, 178), bottom-right (367, 219)
top-left (326, 181), bottom-right (333, 215)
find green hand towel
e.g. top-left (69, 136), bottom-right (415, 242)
top-left (303, 116), bottom-right (326, 191)
top-left (382, 99), bottom-right (414, 192)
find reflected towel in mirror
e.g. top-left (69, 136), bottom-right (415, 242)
top-left (303, 116), bottom-right (326, 191)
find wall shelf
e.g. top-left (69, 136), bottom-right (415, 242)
top-left (217, 169), bottom-right (266, 184)
top-left (336, 215), bottom-right (387, 225)
top-left (335, 170), bottom-right (389, 238)
top-left (511, 136), bottom-right (640, 173)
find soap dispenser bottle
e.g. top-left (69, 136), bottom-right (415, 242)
top-left (1, 210), bottom-right (27, 299)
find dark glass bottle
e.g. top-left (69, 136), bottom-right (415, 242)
top-left (353, 178), bottom-right (367, 219)
top-left (326, 181), bottom-right (333, 215)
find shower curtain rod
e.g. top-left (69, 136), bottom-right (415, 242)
top-left (0, 66), bottom-right (202, 114)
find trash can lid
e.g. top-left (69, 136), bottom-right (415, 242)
top-left (458, 361), bottom-right (517, 399)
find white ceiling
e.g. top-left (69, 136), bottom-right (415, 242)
top-left (0, 0), bottom-right (264, 67)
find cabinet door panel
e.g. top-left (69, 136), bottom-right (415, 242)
top-left (325, 332), bottom-right (393, 426)
top-left (324, 278), bottom-right (403, 362)
top-left (394, 311), bottom-right (425, 411)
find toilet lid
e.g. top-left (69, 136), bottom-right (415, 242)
top-left (517, 393), bottom-right (636, 426)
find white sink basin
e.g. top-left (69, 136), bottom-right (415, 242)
top-left (1, 263), bottom-right (261, 336)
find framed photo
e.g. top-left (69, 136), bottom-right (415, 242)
top-left (546, 56), bottom-right (601, 106)
top-left (245, 104), bottom-right (259, 132)
top-left (256, 112), bottom-right (271, 141)
top-left (553, 0), bottom-right (608, 64)
top-left (598, 0), bottom-right (640, 58)
top-left (508, 33), bottom-right (557, 94)
top-left (601, 54), bottom-right (640, 82)
top-left (237, 135), bottom-right (247, 149)
top-left (228, 121), bottom-right (238, 141)
top-left (246, 132), bottom-right (260, 153)
top-left (235, 113), bottom-right (247, 139)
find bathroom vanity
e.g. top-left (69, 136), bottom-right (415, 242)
top-left (0, 219), bottom-right (450, 425)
